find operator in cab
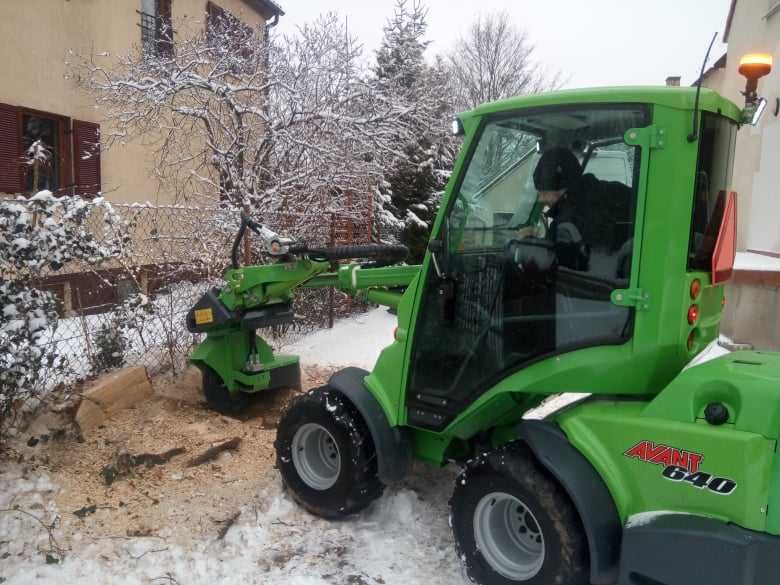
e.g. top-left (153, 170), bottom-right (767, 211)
top-left (511, 146), bottom-right (633, 278)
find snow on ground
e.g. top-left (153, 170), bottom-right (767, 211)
top-left (3, 307), bottom-right (738, 584)
top-left (2, 461), bottom-right (467, 585)
top-left (284, 308), bottom-right (397, 370)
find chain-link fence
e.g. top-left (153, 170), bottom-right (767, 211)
top-left (31, 202), bottom-right (376, 388)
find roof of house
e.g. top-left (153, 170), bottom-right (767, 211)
top-left (724, 0), bottom-right (736, 42)
top-left (694, 52), bottom-right (728, 86)
top-left (246, 0), bottom-right (285, 17)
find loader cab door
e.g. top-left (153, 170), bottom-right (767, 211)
top-left (406, 105), bottom-right (650, 430)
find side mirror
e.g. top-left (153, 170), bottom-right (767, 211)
top-left (748, 97), bottom-right (768, 126)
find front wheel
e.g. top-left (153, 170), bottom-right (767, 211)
top-left (275, 387), bottom-right (383, 518)
top-left (201, 366), bottom-right (249, 415)
top-left (450, 445), bottom-right (589, 585)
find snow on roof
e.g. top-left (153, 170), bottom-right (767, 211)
top-left (734, 251), bottom-right (780, 272)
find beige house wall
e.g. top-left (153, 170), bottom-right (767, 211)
top-left (702, 1), bottom-right (780, 348)
top-left (703, 1), bottom-right (780, 254)
top-left (0, 0), bottom-right (273, 204)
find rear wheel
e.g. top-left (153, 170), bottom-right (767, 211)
top-left (275, 387), bottom-right (383, 518)
top-left (201, 367), bottom-right (249, 415)
top-left (450, 445), bottom-right (589, 585)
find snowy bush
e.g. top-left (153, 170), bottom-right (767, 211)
top-left (0, 192), bottom-right (129, 437)
top-left (0, 191), bottom-right (130, 276)
top-left (90, 320), bottom-right (127, 374)
top-left (0, 282), bottom-right (64, 429)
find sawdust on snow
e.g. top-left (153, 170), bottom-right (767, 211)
top-left (17, 364), bottom-right (335, 546)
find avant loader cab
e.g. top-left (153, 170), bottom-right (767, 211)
top-left (187, 55), bottom-right (780, 585)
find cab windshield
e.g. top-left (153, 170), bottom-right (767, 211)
top-left (452, 106), bottom-right (647, 255)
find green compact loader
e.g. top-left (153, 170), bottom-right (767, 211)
top-left (187, 54), bottom-right (780, 584)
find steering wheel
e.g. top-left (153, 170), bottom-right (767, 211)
top-left (505, 237), bottom-right (556, 273)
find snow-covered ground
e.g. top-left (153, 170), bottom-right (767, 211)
top-left (2, 463), bottom-right (467, 585)
top-left (1, 307), bottom-right (734, 584)
top-left (284, 307), bottom-right (397, 370)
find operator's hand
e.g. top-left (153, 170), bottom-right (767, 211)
top-left (513, 222), bottom-right (547, 240)
top-left (506, 238), bottom-right (556, 273)
top-left (513, 226), bottom-right (538, 239)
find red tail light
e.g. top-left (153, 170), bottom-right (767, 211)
top-left (687, 304), bottom-right (699, 325)
top-left (687, 330), bottom-right (697, 352)
top-left (712, 191), bottom-right (737, 285)
top-left (690, 279), bottom-right (701, 300)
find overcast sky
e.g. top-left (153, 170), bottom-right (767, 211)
top-left (275, 0), bottom-right (733, 88)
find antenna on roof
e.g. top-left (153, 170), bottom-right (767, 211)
top-left (688, 32), bottom-right (719, 143)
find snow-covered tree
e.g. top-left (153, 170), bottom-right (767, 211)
top-left (374, 1), bottom-right (456, 261)
top-left (446, 11), bottom-right (562, 111)
top-left (0, 191), bottom-right (129, 436)
top-left (72, 11), bottom-right (420, 223)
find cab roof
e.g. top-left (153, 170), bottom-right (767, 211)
top-left (467, 86), bottom-right (742, 122)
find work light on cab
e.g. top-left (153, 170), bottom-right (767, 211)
top-left (739, 53), bottom-right (773, 125)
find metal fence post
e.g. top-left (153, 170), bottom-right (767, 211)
top-left (328, 212), bottom-right (335, 329)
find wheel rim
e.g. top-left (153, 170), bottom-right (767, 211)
top-left (291, 423), bottom-right (341, 490)
top-left (473, 491), bottom-right (545, 581)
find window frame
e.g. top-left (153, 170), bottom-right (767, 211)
top-left (439, 103), bottom-right (650, 262)
top-left (137, 0), bottom-right (174, 58)
top-left (205, 1), bottom-right (258, 74)
top-left (19, 107), bottom-right (72, 195)
top-left (405, 103), bottom-right (653, 425)
top-left (687, 111), bottom-right (738, 272)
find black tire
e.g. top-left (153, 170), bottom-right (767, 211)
top-left (275, 387), bottom-right (383, 518)
top-left (201, 366), bottom-right (250, 415)
top-left (450, 444), bottom-right (589, 585)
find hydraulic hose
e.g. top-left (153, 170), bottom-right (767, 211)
top-left (231, 215), bottom-right (249, 269)
top-left (232, 211), bottom-right (409, 268)
top-left (289, 243), bottom-right (409, 267)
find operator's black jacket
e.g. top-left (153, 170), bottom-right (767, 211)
top-left (546, 173), bottom-right (634, 272)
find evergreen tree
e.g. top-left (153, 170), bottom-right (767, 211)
top-left (374, 0), bottom-right (454, 263)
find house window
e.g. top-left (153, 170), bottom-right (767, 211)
top-left (0, 103), bottom-right (101, 197)
top-left (139, 0), bottom-right (174, 57)
top-left (206, 2), bottom-right (257, 73)
top-left (22, 113), bottom-right (61, 192)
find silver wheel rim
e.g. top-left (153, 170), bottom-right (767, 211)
top-left (473, 492), bottom-right (545, 581)
top-left (291, 423), bottom-right (341, 490)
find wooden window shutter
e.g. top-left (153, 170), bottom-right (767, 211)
top-left (73, 120), bottom-right (101, 197)
top-left (0, 103), bottom-right (22, 194)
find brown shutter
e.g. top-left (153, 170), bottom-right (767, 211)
top-left (0, 103), bottom-right (22, 194)
top-left (58, 118), bottom-right (73, 195)
top-left (73, 120), bottom-right (101, 197)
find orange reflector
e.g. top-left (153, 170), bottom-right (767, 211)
top-left (690, 279), bottom-right (701, 300)
top-left (739, 53), bottom-right (773, 79)
top-left (687, 304), bottom-right (699, 325)
top-left (722, 296), bottom-right (727, 308)
top-left (687, 330), bottom-right (697, 352)
top-left (712, 192), bottom-right (737, 285)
